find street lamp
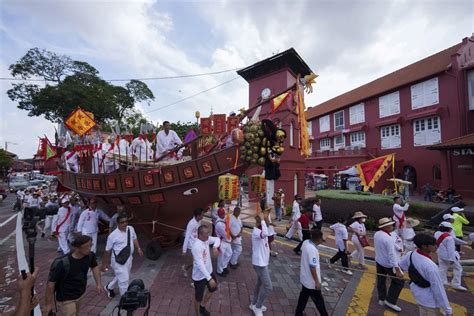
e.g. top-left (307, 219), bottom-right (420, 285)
top-left (195, 111), bottom-right (200, 130)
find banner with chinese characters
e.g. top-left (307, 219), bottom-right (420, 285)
top-left (200, 117), bottom-right (212, 135)
top-left (213, 114), bottom-right (227, 135)
top-left (64, 107), bottom-right (97, 136)
top-left (227, 116), bottom-right (239, 132)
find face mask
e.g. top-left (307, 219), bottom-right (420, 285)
top-left (361, 218), bottom-right (366, 223)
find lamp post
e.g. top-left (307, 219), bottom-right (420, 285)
top-left (195, 111), bottom-right (200, 131)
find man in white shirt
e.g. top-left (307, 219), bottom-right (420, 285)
top-left (215, 208), bottom-right (232, 276)
top-left (434, 222), bottom-right (467, 291)
top-left (285, 195), bottom-right (302, 241)
top-left (295, 229), bottom-right (328, 316)
top-left (76, 198), bottom-right (111, 253)
top-left (211, 200), bottom-right (224, 236)
top-left (312, 198), bottom-right (323, 230)
top-left (399, 233), bottom-right (452, 316)
top-left (229, 206), bottom-right (243, 269)
top-left (155, 121), bottom-right (183, 160)
top-left (102, 212), bottom-right (143, 297)
top-left (131, 136), bottom-right (153, 164)
top-left (182, 208), bottom-right (205, 276)
top-left (28, 192), bottom-right (42, 208)
top-left (374, 217), bottom-right (405, 312)
top-left (192, 225), bottom-right (220, 316)
top-left (55, 197), bottom-right (72, 254)
top-left (62, 145), bottom-right (79, 173)
top-left (393, 196), bottom-right (409, 234)
top-left (42, 195), bottom-right (59, 238)
top-left (250, 214), bottom-right (272, 316)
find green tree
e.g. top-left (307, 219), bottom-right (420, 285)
top-left (7, 48), bottom-right (155, 124)
top-left (168, 121), bottom-right (198, 140)
top-left (0, 149), bottom-right (14, 170)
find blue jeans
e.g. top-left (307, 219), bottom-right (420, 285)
top-left (275, 206), bottom-right (282, 220)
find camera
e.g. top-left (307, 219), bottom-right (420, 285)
top-left (118, 279), bottom-right (150, 315)
top-left (22, 207), bottom-right (39, 241)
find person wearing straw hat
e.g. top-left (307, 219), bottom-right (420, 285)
top-left (348, 211), bottom-right (368, 269)
top-left (374, 217), bottom-right (404, 312)
top-left (451, 206), bottom-right (469, 254)
top-left (402, 218), bottom-right (420, 252)
top-left (399, 233), bottom-right (452, 316)
top-left (434, 221), bottom-right (467, 291)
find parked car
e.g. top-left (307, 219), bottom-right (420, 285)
top-left (9, 176), bottom-right (29, 192)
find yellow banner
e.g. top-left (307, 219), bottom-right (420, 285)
top-left (296, 76), bottom-right (311, 157)
top-left (65, 108), bottom-right (97, 137)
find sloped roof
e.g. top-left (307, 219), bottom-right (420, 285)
top-left (427, 133), bottom-right (474, 150)
top-left (306, 42), bottom-right (463, 120)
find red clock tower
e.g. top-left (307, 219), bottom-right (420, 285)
top-left (237, 48), bottom-right (313, 206)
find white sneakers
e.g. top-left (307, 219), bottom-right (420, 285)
top-left (383, 300), bottom-right (402, 312)
top-left (249, 304), bottom-right (267, 315)
top-left (342, 269), bottom-right (353, 275)
top-left (452, 285), bottom-right (468, 291)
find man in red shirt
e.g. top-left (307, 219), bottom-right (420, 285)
top-left (294, 208), bottom-right (313, 255)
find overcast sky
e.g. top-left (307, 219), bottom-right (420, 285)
top-left (1, 0), bottom-right (472, 159)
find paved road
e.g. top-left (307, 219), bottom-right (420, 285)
top-left (1, 194), bottom-right (473, 315)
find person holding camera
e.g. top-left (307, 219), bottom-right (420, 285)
top-left (192, 225), bottom-right (221, 316)
top-left (102, 212), bottom-right (143, 298)
top-left (399, 233), bottom-right (452, 315)
top-left (43, 235), bottom-right (103, 316)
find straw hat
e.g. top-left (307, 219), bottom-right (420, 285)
top-left (405, 217), bottom-right (420, 228)
top-left (378, 217), bottom-right (395, 228)
top-left (352, 211), bottom-right (367, 219)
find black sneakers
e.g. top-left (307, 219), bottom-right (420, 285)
top-left (104, 284), bottom-right (115, 299)
top-left (200, 305), bottom-right (211, 316)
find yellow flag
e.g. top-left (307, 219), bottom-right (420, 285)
top-left (296, 76), bottom-right (311, 157)
top-left (271, 92), bottom-right (290, 112)
top-left (65, 107), bottom-right (97, 137)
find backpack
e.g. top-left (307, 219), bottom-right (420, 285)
top-left (408, 252), bottom-right (431, 288)
top-left (51, 253), bottom-right (94, 294)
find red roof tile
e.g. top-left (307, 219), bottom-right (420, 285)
top-left (306, 42), bottom-right (463, 120)
top-left (427, 133), bottom-right (474, 150)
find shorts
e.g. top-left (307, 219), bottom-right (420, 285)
top-left (194, 273), bottom-right (218, 301)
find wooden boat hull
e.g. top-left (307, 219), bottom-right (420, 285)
top-left (58, 146), bottom-right (248, 247)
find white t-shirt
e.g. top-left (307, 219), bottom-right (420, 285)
top-left (374, 230), bottom-right (399, 268)
top-left (312, 204), bottom-right (322, 222)
top-left (182, 217), bottom-right (201, 252)
top-left (292, 200), bottom-right (301, 220)
top-left (252, 221), bottom-right (270, 267)
top-left (106, 226), bottom-right (137, 259)
top-left (349, 221), bottom-right (366, 242)
top-left (192, 236), bottom-right (220, 281)
top-left (330, 223), bottom-right (348, 251)
top-left (300, 240), bottom-right (321, 289)
top-left (434, 231), bottom-right (458, 262)
top-left (230, 215), bottom-right (243, 244)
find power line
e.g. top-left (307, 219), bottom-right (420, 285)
top-left (0, 68), bottom-right (241, 82)
top-left (145, 77), bottom-right (240, 114)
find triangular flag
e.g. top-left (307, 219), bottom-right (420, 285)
top-left (271, 92), bottom-right (291, 113)
top-left (44, 136), bottom-right (57, 161)
top-left (184, 129), bottom-right (197, 143)
top-left (355, 154), bottom-right (395, 191)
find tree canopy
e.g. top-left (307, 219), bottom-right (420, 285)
top-left (7, 48), bottom-right (155, 124)
top-left (0, 149), bottom-right (14, 170)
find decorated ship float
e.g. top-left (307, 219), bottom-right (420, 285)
top-left (51, 73), bottom-right (317, 260)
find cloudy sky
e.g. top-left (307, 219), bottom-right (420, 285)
top-left (1, 0), bottom-right (472, 158)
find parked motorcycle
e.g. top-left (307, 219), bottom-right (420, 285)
top-left (433, 189), bottom-right (462, 203)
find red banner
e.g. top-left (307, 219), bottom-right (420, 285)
top-left (227, 116), bottom-right (239, 133)
top-left (213, 114), bottom-right (226, 135)
top-left (200, 117), bottom-right (212, 135)
top-left (355, 154), bottom-right (395, 191)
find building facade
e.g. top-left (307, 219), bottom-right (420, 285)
top-left (305, 35), bottom-right (474, 197)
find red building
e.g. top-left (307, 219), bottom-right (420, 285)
top-left (305, 35), bottom-right (474, 198)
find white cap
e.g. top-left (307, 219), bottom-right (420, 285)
top-left (451, 206), bottom-right (464, 213)
top-left (442, 214), bottom-right (454, 220)
top-left (61, 197), bottom-right (70, 204)
top-left (439, 221), bottom-right (453, 229)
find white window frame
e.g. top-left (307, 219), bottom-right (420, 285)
top-left (320, 138), bottom-right (331, 150)
top-left (307, 121), bottom-right (313, 137)
top-left (334, 135), bottom-right (345, 150)
top-left (413, 116), bottom-right (441, 147)
top-left (319, 115), bottom-right (330, 132)
top-left (349, 103), bottom-right (365, 125)
top-left (290, 121), bottom-right (294, 146)
top-left (334, 111), bottom-right (344, 131)
top-left (468, 70), bottom-right (474, 110)
top-left (379, 91), bottom-right (400, 118)
top-left (411, 77), bottom-right (439, 109)
top-left (350, 131), bottom-right (366, 147)
top-left (380, 124), bottom-right (401, 149)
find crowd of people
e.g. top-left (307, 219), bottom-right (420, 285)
top-left (13, 188), bottom-right (473, 316)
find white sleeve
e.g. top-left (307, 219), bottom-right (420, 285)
top-left (182, 221), bottom-right (192, 253)
top-left (192, 245), bottom-right (211, 281)
top-left (131, 226), bottom-right (137, 241)
top-left (427, 268), bottom-right (452, 314)
top-left (259, 221), bottom-right (268, 239)
top-left (208, 236), bottom-right (221, 248)
top-left (105, 233), bottom-right (114, 252)
top-left (215, 222), bottom-right (227, 239)
top-left (446, 238), bottom-right (457, 261)
top-left (387, 238), bottom-right (399, 268)
top-left (173, 131), bottom-right (182, 145)
top-left (156, 132), bottom-right (166, 153)
top-left (399, 252), bottom-right (410, 272)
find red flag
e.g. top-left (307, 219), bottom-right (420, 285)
top-left (200, 117), bottom-right (212, 135)
top-left (355, 154), bottom-right (395, 191)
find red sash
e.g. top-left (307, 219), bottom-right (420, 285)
top-left (416, 249), bottom-right (432, 260)
top-left (66, 151), bottom-right (76, 160)
top-left (98, 144), bottom-right (115, 170)
top-left (56, 207), bottom-right (71, 234)
top-left (394, 213), bottom-right (406, 228)
top-left (436, 232), bottom-right (451, 247)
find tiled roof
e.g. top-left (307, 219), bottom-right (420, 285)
top-left (427, 133), bottom-right (474, 150)
top-left (306, 42), bottom-right (463, 120)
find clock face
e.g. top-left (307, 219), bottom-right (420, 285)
top-left (261, 88), bottom-right (271, 99)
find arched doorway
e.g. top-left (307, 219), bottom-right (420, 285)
top-left (403, 165), bottom-right (417, 192)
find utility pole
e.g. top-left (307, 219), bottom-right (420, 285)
top-left (5, 141), bottom-right (18, 152)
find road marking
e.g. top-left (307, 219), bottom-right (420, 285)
top-left (0, 230), bottom-right (15, 245)
top-left (350, 264), bottom-right (376, 314)
top-left (0, 213), bottom-right (18, 227)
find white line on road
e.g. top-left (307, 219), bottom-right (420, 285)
top-left (0, 213), bottom-right (18, 227)
top-left (0, 230), bottom-right (15, 245)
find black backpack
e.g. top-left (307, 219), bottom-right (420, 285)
top-left (51, 253), bottom-right (94, 294)
top-left (408, 252), bottom-right (431, 288)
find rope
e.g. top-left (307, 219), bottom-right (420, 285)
top-left (130, 220), bottom-right (185, 232)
